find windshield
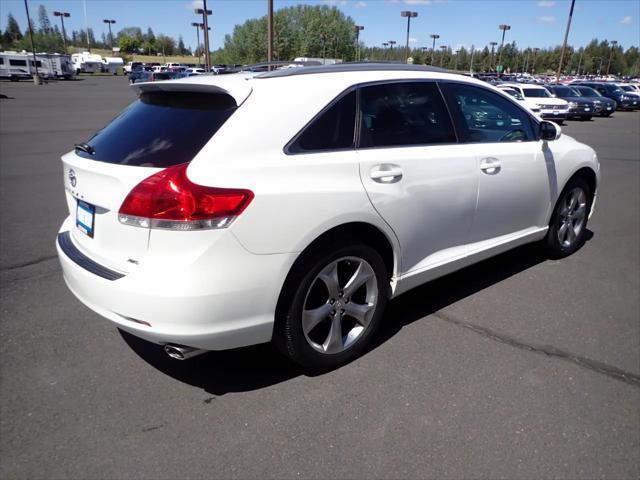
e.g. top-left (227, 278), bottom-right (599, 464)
top-left (522, 88), bottom-right (551, 98)
top-left (621, 85), bottom-right (635, 92)
top-left (575, 87), bottom-right (602, 97)
top-left (552, 86), bottom-right (575, 97)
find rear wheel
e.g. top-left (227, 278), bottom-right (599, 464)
top-left (581, 115), bottom-right (592, 121)
top-left (274, 242), bottom-right (389, 370)
top-left (543, 177), bottom-right (592, 259)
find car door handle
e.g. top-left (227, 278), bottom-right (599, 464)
top-left (480, 157), bottom-right (502, 175)
top-left (370, 164), bottom-right (403, 183)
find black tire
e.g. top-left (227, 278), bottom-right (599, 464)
top-left (581, 115), bottom-right (592, 121)
top-left (543, 177), bottom-right (592, 259)
top-left (274, 241), bottom-right (389, 370)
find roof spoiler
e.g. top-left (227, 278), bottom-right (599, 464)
top-left (130, 75), bottom-right (253, 106)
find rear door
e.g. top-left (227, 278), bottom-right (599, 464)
top-left (61, 89), bottom-right (243, 272)
top-left (356, 81), bottom-right (478, 275)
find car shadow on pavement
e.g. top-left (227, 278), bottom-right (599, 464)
top-left (122, 231), bottom-right (592, 395)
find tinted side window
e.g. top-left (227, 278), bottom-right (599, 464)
top-left (288, 90), bottom-right (356, 153)
top-left (358, 82), bottom-right (455, 148)
top-left (9, 59), bottom-right (27, 66)
top-left (442, 82), bottom-right (535, 143)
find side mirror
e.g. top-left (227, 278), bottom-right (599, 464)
top-left (539, 120), bottom-right (562, 141)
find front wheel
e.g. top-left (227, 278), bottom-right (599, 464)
top-left (274, 243), bottom-right (389, 370)
top-left (543, 177), bottom-right (592, 259)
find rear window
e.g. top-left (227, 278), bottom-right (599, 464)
top-left (76, 91), bottom-right (237, 167)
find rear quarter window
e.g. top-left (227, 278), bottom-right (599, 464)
top-left (76, 91), bottom-right (237, 167)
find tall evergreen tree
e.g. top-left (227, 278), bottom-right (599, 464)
top-left (37, 5), bottom-right (52, 34)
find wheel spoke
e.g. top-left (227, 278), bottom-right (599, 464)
top-left (343, 262), bottom-right (373, 298)
top-left (558, 222), bottom-right (568, 241)
top-left (344, 302), bottom-right (375, 327)
top-left (317, 262), bottom-right (340, 299)
top-left (573, 204), bottom-right (586, 220)
top-left (568, 192), bottom-right (578, 211)
top-left (567, 225), bottom-right (577, 244)
top-left (323, 315), bottom-right (343, 353)
top-left (302, 303), bottom-right (332, 335)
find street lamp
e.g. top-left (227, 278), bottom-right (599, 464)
top-left (102, 19), bottom-right (116, 52)
top-left (531, 47), bottom-right (539, 74)
top-left (497, 24), bottom-right (511, 72)
top-left (53, 11), bottom-right (70, 54)
top-left (489, 41), bottom-right (497, 71)
top-left (440, 45), bottom-right (447, 67)
top-left (453, 50), bottom-right (460, 71)
top-left (400, 11), bottom-right (417, 63)
top-left (606, 40), bottom-right (618, 76)
top-left (388, 40), bottom-right (397, 61)
top-left (195, 3), bottom-right (212, 71)
top-left (429, 34), bottom-right (439, 65)
top-left (354, 25), bottom-right (364, 61)
top-left (191, 22), bottom-right (204, 65)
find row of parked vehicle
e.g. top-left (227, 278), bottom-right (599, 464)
top-left (491, 81), bottom-right (639, 124)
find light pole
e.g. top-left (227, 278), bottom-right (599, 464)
top-left (53, 11), bottom-right (70, 54)
top-left (23, 0), bottom-right (41, 84)
top-left (440, 45), bottom-right (447, 67)
top-left (453, 50), bottom-right (459, 71)
top-left (191, 22), bottom-right (203, 65)
top-left (497, 24), bottom-right (511, 72)
top-left (195, 3), bottom-right (212, 71)
top-left (606, 40), bottom-right (618, 75)
top-left (354, 25), bottom-right (364, 61)
top-left (388, 40), bottom-right (397, 61)
top-left (524, 48), bottom-right (530, 73)
top-left (576, 49), bottom-right (583, 76)
top-left (102, 19), bottom-right (116, 52)
top-left (430, 34), bottom-right (439, 65)
top-left (531, 47), bottom-right (539, 74)
top-left (400, 11), bottom-right (417, 63)
top-left (556, 0), bottom-right (575, 82)
top-left (489, 41), bottom-right (497, 71)
top-left (382, 42), bottom-right (389, 60)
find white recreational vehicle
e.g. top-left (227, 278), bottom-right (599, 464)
top-left (101, 56), bottom-right (124, 74)
top-left (1, 51), bottom-right (74, 80)
top-left (71, 51), bottom-right (103, 74)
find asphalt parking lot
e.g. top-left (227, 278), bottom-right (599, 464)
top-left (1, 76), bottom-right (638, 479)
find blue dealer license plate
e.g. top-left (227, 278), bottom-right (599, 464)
top-left (76, 200), bottom-right (95, 238)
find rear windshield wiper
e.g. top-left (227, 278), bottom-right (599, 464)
top-left (74, 143), bottom-right (95, 155)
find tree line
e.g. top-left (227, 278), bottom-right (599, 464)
top-left (0, 6), bottom-right (190, 56)
top-left (2, 4), bottom-right (638, 75)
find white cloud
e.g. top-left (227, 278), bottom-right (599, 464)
top-left (537, 16), bottom-right (556, 22)
top-left (385, 0), bottom-right (447, 4)
top-left (355, 1), bottom-right (367, 7)
top-left (322, 0), bottom-right (348, 5)
top-left (409, 37), bottom-right (418, 43)
top-left (620, 16), bottom-right (632, 25)
top-left (537, 1), bottom-right (556, 7)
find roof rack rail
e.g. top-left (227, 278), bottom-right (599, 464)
top-left (256, 62), bottom-right (449, 78)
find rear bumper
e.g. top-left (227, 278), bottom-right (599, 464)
top-left (57, 217), bottom-right (297, 351)
top-left (540, 110), bottom-right (569, 120)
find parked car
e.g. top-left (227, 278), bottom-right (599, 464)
top-left (185, 67), bottom-right (206, 75)
top-left (498, 83), bottom-right (570, 124)
top-left (570, 86), bottom-right (616, 116)
top-left (496, 86), bottom-right (542, 116)
top-left (545, 84), bottom-right (596, 120)
top-left (123, 61), bottom-right (143, 75)
top-left (56, 65), bottom-right (600, 369)
top-left (575, 82), bottom-right (638, 111)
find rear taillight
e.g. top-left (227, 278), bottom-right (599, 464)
top-left (118, 163), bottom-right (253, 230)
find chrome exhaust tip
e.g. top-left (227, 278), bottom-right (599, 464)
top-left (164, 344), bottom-right (207, 360)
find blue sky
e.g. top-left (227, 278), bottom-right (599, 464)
top-left (1, 0), bottom-right (638, 52)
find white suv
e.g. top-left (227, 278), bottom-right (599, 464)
top-left (56, 65), bottom-right (600, 369)
top-left (498, 83), bottom-right (570, 124)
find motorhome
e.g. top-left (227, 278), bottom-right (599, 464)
top-left (101, 56), bottom-right (124, 75)
top-left (37, 53), bottom-right (74, 79)
top-left (71, 51), bottom-right (103, 74)
top-left (0, 51), bottom-right (64, 80)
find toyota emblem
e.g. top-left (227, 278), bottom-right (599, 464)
top-left (68, 169), bottom-right (77, 187)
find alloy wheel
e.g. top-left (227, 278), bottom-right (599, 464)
top-left (557, 187), bottom-right (587, 248)
top-left (302, 257), bottom-right (378, 354)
